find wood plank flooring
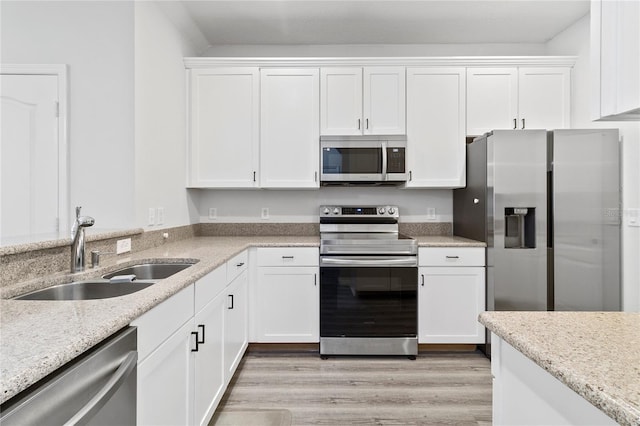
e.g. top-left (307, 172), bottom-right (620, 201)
top-left (213, 351), bottom-right (492, 425)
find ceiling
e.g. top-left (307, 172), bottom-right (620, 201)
top-left (180, 0), bottom-right (590, 46)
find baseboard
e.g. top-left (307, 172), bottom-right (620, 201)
top-left (418, 344), bottom-right (478, 352)
top-left (247, 343), bottom-right (320, 353)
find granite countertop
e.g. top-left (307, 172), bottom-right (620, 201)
top-left (1, 234), bottom-right (484, 404)
top-left (479, 311), bottom-right (640, 426)
top-left (414, 235), bottom-right (486, 247)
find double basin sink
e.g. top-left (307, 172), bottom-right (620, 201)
top-left (15, 263), bottom-right (194, 301)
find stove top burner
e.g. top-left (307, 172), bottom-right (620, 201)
top-left (319, 205), bottom-right (416, 256)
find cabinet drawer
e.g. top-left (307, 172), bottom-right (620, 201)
top-left (132, 285), bottom-right (194, 362)
top-left (226, 250), bottom-right (248, 282)
top-left (419, 247), bottom-right (485, 267)
top-left (195, 265), bottom-right (226, 313)
top-left (257, 247), bottom-right (319, 267)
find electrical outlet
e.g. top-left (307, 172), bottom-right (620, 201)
top-left (628, 208), bottom-right (640, 227)
top-left (156, 207), bottom-right (164, 225)
top-left (427, 208), bottom-right (437, 221)
top-left (209, 208), bottom-right (217, 220)
top-left (148, 208), bottom-right (155, 226)
top-left (116, 238), bottom-right (131, 254)
top-left (261, 207), bottom-right (269, 219)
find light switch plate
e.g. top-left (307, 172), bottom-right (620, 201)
top-left (209, 208), bottom-right (217, 220)
top-left (261, 207), bottom-right (269, 219)
top-left (148, 208), bottom-right (155, 226)
top-left (116, 238), bottom-right (131, 254)
top-left (426, 207), bottom-right (436, 221)
top-left (156, 207), bottom-right (164, 225)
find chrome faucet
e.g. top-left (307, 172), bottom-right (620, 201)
top-left (71, 206), bottom-right (95, 272)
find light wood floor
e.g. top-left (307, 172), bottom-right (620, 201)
top-left (214, 351), bottom-right (492, 425)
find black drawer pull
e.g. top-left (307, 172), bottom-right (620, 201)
top-left (197, 324), bottom-right (205, 344)
top-left (446, 256), bottom-right (460, 259)
top-left (282, 256), bottom-right (294, 259)
top-left (228, 294), bottom-right (234, 310)
top-left (191, 331), bottom-right (200, 352)
top-left (236, 262), bottom-right (245, 267)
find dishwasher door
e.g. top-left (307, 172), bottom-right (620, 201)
top-left (0, 326), bottom-right (137, 426)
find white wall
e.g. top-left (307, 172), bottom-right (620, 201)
top-left (134, 2), bottom-right (207, 230)
top-left (1, 1), bottom-right (135, 231)
top-left (204, 43), bottom-right (547, 57)
top-left (197, 187), bottom-right (452, 223)
top-left (546, 14), bottom-right (640, 312)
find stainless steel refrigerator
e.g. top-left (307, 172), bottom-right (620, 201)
top-left (454, 129), bottom-right (621, 333)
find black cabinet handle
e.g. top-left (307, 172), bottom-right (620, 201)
top-left (522, 118), bottom-right (526, 129)
top-left (191, 331), bottom-right (200, 352)
top-left (421, 274), bottom-right (425, 286)
top-left (197, 324), bottom-right (205, 344)
top-left (282, 256), bottom-right (294, 259)
top-left (513, 118), bottom-right (517, 129)
top-left (236, 262), bottom-right (244, 267)
top-left (314, 274), bottom-right (317, 286)
top-left (446, 256), bottom-right (460, 259)
top-left (228, 294), bottom-right (234, 310)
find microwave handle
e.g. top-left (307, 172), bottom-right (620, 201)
top-left (381, 141), bottom-right (387, 181)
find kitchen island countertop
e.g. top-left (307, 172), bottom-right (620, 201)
top-left (479, 311), bottom-right (640, 426)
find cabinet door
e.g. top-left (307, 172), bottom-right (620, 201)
top-left (189, 68), bottom-right (259, 188)
top-left (363, 67), bottom-right (406, 135)
top-left (320, 67), bottom-right (363, 135)
top-left (137, 320), bottom-right (194, 426)
top-left (518, 67), bottom-right (571, 130)
top-left (224, 270), bottom-right (248, 382)
top-left (418, 266), bottom-right (485, 344)
top-left (260, 68), bottom-right (320, 188)
top-left (406, 67), bottom-right (466, 188)
top-left (256, 266), bottom-right (319, 342)
top-left (193, 293), bottom-right (226, 426)
top-left (466, 67), bottom-right (518, 135)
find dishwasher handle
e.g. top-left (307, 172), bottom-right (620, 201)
top-left (65, 351), bottom-right (137, 426)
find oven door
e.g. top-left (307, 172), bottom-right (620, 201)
top-left (320, 256), bottom-right (417, 338)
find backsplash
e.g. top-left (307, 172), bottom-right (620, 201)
top-left (0, 221), bottom-right (451, 291)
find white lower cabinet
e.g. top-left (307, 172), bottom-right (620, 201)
top-left (254, 248), bottom-right (319, 343)
top-left (193, 291), bottom-right (225, 426)
top-left (137, 319), bottom-right (195, 426)
top-left (223, 269), bottom-right (248, 381)
top-left (133, 251), bottom-right (249, 426)
top-left (418, 247), bottom-right (486, 344)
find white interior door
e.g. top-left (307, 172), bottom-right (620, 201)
top-left (1, 73), bottom-right (60, 239)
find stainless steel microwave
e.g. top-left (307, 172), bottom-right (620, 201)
top-left (320, 135), bottom-right (407, 185)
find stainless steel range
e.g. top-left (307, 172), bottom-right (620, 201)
top-left (319, 205), bottom-right (418, 358)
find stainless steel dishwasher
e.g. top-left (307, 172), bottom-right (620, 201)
top-left (0, 326), bottom-right (137, 425)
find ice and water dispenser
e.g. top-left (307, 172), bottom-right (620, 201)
top-left (504, 207), bottom-right (536, 249)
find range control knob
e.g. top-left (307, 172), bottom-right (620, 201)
top-left (322, 207), bottom-right (331, 215)
top-left (378, 207), bottom-right (386, 215)
top-left (333, 207), bottom-right (340, 215)
top-left (387, 207), bottom-right (396, 215)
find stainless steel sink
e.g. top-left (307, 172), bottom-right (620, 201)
top-left (102, 263), bottom-right (193, 280)
top-left (14, 280), bottom-right (155, 301)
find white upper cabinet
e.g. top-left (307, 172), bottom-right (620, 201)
top-left (591, 0), bottom-right (640, 120)
top-left (467, 67), bottom-right (570, 135)
top-left (320, 66), bottom-right (405, 135)
top-left (517, 67), bottom-right (571, 130)
top-left (320, 68), bottom-right (363, 135)
top-left (260, 68), bottom-right (320, 188)
top-left (188, 68), bottom-right (259, 188)
top-left (406, 67), bottom-right (466, 188)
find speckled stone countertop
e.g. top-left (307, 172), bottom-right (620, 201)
top-left (1, 234), bottom-right (484, 404)
top-left (479, 311), bottom-right (640, 426)
top-left (0, 236), bottom-right (318, 404)
top-left (414, 235), bottom-right (486, 247)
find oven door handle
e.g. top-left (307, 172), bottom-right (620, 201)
top-left (320, 256), bottom-right (417, 267)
